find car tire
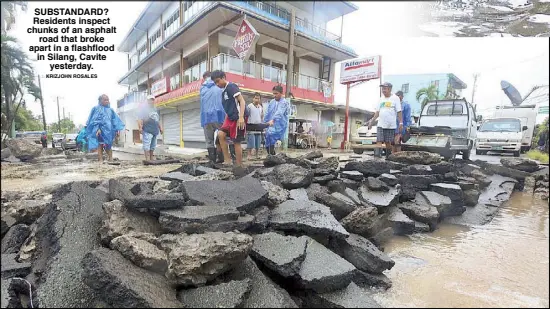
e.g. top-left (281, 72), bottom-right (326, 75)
top-left (353, 149), bottom-right (364, 155)
top-left (476, 149), bottom-right (481, 155)
top-left (513, 151), bottom-right (520, 157)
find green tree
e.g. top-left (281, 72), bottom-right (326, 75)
top-left (1, 34), bottom-right (41, 141)
top-left (48, 118), bottom-right (76, 134)
top-left (14, 105), bottom-right (42, 131)
top-left (416, 84), bottom-right (440, 110)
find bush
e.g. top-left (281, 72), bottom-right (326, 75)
top-left (526, 150), bottom-right (549, 164)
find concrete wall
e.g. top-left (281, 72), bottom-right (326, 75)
top-left (385, 73), bottom-right (451, 115)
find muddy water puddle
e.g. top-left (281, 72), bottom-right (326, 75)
top-left (1, 160), bottom-right (181, 192)
top-left (373, 192), bottom-right (549, 307)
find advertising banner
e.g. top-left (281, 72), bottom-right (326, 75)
top-left (233, 19), bottom-right (260, 60)
top-left (340, 55), bottom-right (381, 84)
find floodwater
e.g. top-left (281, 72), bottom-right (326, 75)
top-left (373, 192), bottom-right (549, 308)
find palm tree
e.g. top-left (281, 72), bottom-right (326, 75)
top-left (416, 85), bottom-right (439, 109)
top-left (1, 34), bottom-right (41, 140)
top-left (1, 1), bottom-right (27, 34)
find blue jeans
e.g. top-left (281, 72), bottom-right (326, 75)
top-left (247, 132), bottom-right (261, 150)
top-left (142, 132), bottom-right (157, 151)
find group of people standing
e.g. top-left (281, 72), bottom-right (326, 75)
top-left (367, 82), bottom-right (411, 158)
top-left (200, 70), bottom-right (290, 167)
top-left (82, 75), bottom-right (414, 166)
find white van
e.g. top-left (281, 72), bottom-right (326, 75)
top-left (476, 117), bottom-right (527, 157)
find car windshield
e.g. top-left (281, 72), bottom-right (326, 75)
top-left (53, 134), bottom-right (64, 139)
top-left (479, 119), bottom-right (521, 132)
top-left (66, 134), bottom-right (78, 139)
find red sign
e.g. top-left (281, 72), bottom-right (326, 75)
top-left (154, 79), bottom-right (202, 105)
top-left (151, 76), bottom-right (170, 97)
top-left (233, 19), bottom-right (260, 60)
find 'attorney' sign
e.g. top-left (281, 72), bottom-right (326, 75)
top-left (233, 19), bottom-right (260, 60)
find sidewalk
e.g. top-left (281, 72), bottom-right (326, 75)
top-left (113, 143), bottom-right (207, 160)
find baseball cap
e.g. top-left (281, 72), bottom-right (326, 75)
top-left (379, 82), bottom-right (392, 88)
top-left (147, 95), bottom-right (155, 100)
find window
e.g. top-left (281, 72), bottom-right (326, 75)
top-left (402, 83), bottom-right (409, 93)
top-left (149, 28), bottom-right (161, 52)
top-left (426, 103), bottom-right (464, 116)
top-left (137, 44), bottom-right (147, 61)
top-left (479, 119), bottom-right (521, 132)
top-left (163, 9), bottom-right (180, 38)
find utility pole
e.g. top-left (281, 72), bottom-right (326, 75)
top-left (471, 73), bottom-right (479, 110)
top-left (57, 96), bottom-right (61, 132)
top-left (283, 8), bottom-right (296, 151)
top-left (63, 107), bottom-right (65, 120)
top-left (37, 75), bottom-right (46, 131)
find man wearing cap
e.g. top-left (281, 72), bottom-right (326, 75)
top-left (368, 82), bottom-right (402, 158)
top-left (138, 95), bottom-right (163, 161)
top-left (394, 90), bottom-right (411, 153)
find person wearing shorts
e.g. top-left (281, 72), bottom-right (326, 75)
top-left (138, 95), bottom-right (163, 161)
top-left (367, 82), bottom-right (402, 158)
top-left (211, 70), bottom-right (248, 166)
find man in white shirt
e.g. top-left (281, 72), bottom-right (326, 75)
top-left (368, 82), bottom-right (403, 158)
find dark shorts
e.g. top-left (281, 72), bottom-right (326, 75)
top-left (98, 135), bottom-right (112, 150)
top-left (220, 116), bottom-right (247, 142)
top-left (377, 127), bottom-right (395, 144)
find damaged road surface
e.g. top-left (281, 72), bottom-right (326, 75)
top-left (1, 150), bottom-right (547, 308)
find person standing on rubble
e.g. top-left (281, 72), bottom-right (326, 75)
top-left (138, 95), bottom-right (163, 161)
top-left (200, 71), bottom-right (226, 163)
top-left (393, 90), bottom-right (411, 153)
top-left (367, 82), bottom-right (402, 158)
top-left (86, 94), bottom-right (125, 163)
top-left (264, 85), bottom-right (289, 155)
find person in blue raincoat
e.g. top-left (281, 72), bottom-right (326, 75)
top-left (263, 85), bottom-right (289, 155)
top-left (76, 126), bottom-right (88, 152)
top-left (86, 94), bottom-right (125, 163)
top-left (200, 71), bottom-right (226, 163)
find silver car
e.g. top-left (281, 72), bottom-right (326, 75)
top-left (52, 133), bottom-right (65, 148)
top-left (62, 133), bottom-right (78, 150)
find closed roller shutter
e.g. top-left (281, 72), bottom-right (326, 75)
top-left (163, 112), bottom-right (180, 145)
top-left (182, 108), bottom-right (205, 142)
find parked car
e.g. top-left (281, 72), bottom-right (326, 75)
top-left (16, 131), bottom-right (47, 147)
top-left (52, 133), bottom-right (65, 148)
top-left (350, 120), bottom-right (379, 155)
top-left (62, 133), bottom-right (78, 150)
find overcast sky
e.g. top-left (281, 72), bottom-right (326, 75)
top-left (9, 1), bottom-right (549, 127)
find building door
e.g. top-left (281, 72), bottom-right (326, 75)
top-left (182, 108), bottom-right (205, 143)
top-left (162, 112), bottom-right (181, 145)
